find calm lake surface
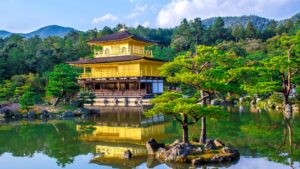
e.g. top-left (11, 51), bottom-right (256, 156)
top-left (0, 106), bottom-right (299, 169)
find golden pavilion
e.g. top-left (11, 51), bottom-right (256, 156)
top-left (69, 28), bottom-right (165, 106)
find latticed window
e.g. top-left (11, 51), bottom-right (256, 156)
top-left (121, 47), bottom-right (127, 54)
top-left (104, 48), bottom-right (110, 54)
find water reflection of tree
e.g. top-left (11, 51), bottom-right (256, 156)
top-left (281, 110), bottom-right (295, 169)
top-left (0, 120), bottom-right (93, 167)
top-left (188, 108), bottom-right (300, 167)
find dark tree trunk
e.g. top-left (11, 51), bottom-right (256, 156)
top-left (199, 116), bottom-right (206, 144)
top-left (182, 114), bottom-right (189, 143)
top-left (199, 90), bottom-right (208, 144)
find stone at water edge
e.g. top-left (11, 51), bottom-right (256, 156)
top-left (214, 139), bottom-right (225, 148)
top-left (0, 106), bottom-right (12, 118)
top-left (221, 146), bottom-right (233, 154)
top-left (146, 138), bottom-right (165, 155)
top-left (155, 143), bottom-right (193, 162)
top-left (62, 111), bottom-right (74, 118)
top-left (193, 147), bottom-right (203, 154)
top-left (27, 111), bottom-right (36, 118)
top-left (123, 149), bottom-right (132, 159)
top-left (192, 148), bottom-right (240, 165)
top-left (205, 140), bottom-right (217, 150)
top-left (40, 109), bottom-right (49, 118)
top-left (74, 107), bottom-right (90, 116)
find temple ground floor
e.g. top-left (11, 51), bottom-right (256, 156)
top-left (79, 77), bottom-right (164, 106)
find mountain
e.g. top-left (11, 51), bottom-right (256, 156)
top-left (23, 25), bottom-right (75, 38)
top-left (0, 12), bottom-right (299, 39)
top-left (279, 12), bottom-right (300, 24)
top-left (202, 12), bottom-right (300, 30)
top-left (0, 30), bottom-right (12, 38)
top-left (202, 15), bottom-right (271, 30)
top-left (0, 25), bottom-right (75, 39)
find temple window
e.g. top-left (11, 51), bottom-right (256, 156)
top-left (104, 48), bottom-right (110, 55)
top-left (121, 47), bottom-right (127, 54)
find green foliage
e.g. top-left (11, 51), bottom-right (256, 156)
top-left (161, 45), bottom-right (242, 99)
top-left (145, 92), bottom-right (222, 122)
top-left (19, 87), bottom-right (40, 111)
top-left (229, 31), bottom-right (300, 104)
top-left (46, 64), bottom-right (80, 101)
top-left (0, 73), bottom-right (45, 102)
top-left (146, 45), bottom-right (176, 61)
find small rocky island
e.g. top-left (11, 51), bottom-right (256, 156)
top-left (146, 138), bottom-right (239, 166)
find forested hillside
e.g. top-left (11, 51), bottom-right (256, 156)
top-left (0, 15), bottom-right (299, 106)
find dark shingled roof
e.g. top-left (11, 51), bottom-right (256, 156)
top-left (88, 30), bottom-right (158, 44)
top-left (68, 55), bottom-right (166, 64)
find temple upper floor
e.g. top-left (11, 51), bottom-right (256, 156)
top-left (93, 44), bottom-right (152, 57)
top-left (88, 28), bottom-right (156, 58)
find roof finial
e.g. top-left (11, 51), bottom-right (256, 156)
top-left (119, 24), bottom-right (127, 32)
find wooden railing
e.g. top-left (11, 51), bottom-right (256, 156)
top-left (79, 70), bottom-right (160, 79)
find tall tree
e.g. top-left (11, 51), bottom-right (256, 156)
top-left (232, 24), bottom-right (245, 42)
top-left (245, 21), bottom-right (257, 38)
top-left (160, 45), bottom-right (239, 143)
top-left (46, 64), bottom-right (80, 106)
top-left (229, 31), bottom-right (300, 113)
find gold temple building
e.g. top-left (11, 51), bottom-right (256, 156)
top-left (69, 28), bottom-right (166, 106)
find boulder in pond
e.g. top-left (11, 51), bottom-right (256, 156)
top-left (156, 143), bottom-right (193, 162)
top-left (74, 108), bottom-right (90, 116)
top-left (27, 111), bottom-right (36, 118)
top-left (192, 148), bottom-right (239, 165)
top-left (123, 149), bottom-right (133, 159)
top-left (40, 109), bottom-right (49, 118)
top-left (0, 106), bottom-right (12, 118)
top-left (214, 139), bottom-right (225, 148)
top-left (205, 140), bottom-right (217, 150)
top-left (193, 147), bottom-right (203, 154)
top-left (62, 111), bottom-right (74, 118)
top-left (146, 138), bottom-right (165, 155)
top-left (221, 146), bottom-right (233, 154)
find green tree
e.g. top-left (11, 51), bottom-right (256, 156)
top-left (145, 92), bottom-right (220, 143)
top-left (160, 45), bottom-right (239, 143)
top-left (245, 21), bottom-right (257, 38)
top-left (46, 64), bottom-right (80, 106)
top-left (229, 31), bottom-right (300, 110)
top-left (19, 87), bottom-right (39, 111)
top-left (171, 19), bottom-right (191, 52)
top-left (232, 24), bottom-right (245, 42)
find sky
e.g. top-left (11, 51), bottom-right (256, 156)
top-left (0, 0), bottom-right (299, 33)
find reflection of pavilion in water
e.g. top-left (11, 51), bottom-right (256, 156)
top-left (77, 107), bottom-right (172, 168)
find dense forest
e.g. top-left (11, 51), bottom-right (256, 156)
top-left (0, 16), bottom-right (299, 108)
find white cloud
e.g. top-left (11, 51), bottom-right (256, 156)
top-left (127, 12), bottom-right (140, 19)
top-left (127, 4), bottom-right (148, 18)
top-left (157, 0), bottom-right (300, 28)
top-left (93, 13), bottom-right (118, 24)
top-left (142, 21), bottom-right (150, 27)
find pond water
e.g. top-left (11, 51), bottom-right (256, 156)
top-left (0, 106), bottom-right (299, 169)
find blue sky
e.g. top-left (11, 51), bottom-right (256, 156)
top-left (0, 0), bottom-right (299, 33)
